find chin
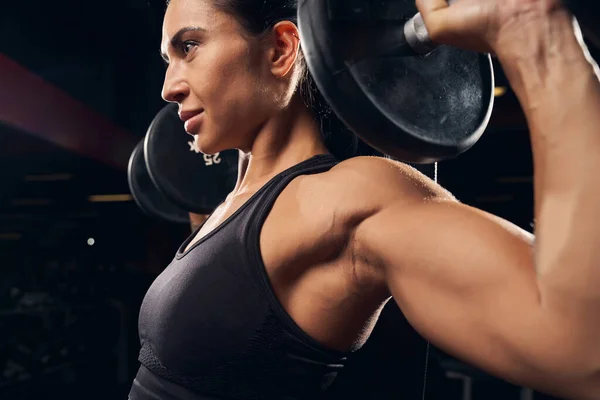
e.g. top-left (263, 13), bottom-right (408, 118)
top-left (191, 134), bottom-right (233, 156)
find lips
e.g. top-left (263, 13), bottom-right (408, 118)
top-left (179, 109), bottom-right (204, 134)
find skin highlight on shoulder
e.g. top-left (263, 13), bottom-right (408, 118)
top-left (329, 156), bottom-right (456, 207)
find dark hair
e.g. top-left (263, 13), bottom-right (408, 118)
top-left (172, 0), bottom-right (359, 160)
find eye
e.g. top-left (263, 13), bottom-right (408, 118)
top-left (181, 40), bottom-right (198, 56)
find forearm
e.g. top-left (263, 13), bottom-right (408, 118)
top-left (498, 10), bottom-right (600, 349)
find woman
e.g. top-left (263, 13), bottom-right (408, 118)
top-left (129, 0), bottom-right (600, 399)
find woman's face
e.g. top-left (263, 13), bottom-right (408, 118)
top-left (161, 0), bottom-right (275, 154)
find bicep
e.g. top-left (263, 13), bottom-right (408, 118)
top-left (355, 199), bottom-right (586, 394)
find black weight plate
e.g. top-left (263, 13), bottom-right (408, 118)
top-left (298, 0), bottom-right (495, 163)
top-left (144, 103), bottom-right (239, 214)
top-left (127, 140), bottom-right (189, 224)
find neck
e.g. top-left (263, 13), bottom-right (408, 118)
top-left (231, 96), bottom-right (329, 197)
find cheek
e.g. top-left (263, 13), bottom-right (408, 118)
top-left (201, 52), bottom-right (268, 126)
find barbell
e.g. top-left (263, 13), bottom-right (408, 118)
top-left (127, 139), bottom-right (190, 224)
top-left (127, 104), bottom-right (238, 223)
top-left (298, 0), bottom-right (494, 163)
top-left (128, 0), bottom-right (599, 220)
top-left (298, 0), bottom-right (599, 163)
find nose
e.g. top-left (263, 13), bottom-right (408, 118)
top-left (161, 66), bottom-right (190, 104)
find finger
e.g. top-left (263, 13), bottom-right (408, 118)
top-left (415, 0), bottom-right (450, 15)
top-left (416, 0), bottom-right (453, 42)
top-left (417, 0), bottom-right (464, 43)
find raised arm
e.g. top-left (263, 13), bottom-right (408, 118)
top-left (354, 181), bottom-right (598, 398)
top-left (339, 152), bottom-right (598, 398)
top-left (349, 2), bottom-right (600, 398)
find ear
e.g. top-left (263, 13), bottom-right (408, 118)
top-left (268, 21), bottom-right (300, 78)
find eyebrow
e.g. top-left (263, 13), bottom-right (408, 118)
top-left (160, 26), bottom-right (206, 63)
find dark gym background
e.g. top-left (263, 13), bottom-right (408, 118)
top-left (2, 1), bottom-right (595, 399)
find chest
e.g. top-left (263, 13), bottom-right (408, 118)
top-left (156, 173), bottom-right (385, 353)
top-left (186, 177), bottom-right (350, 274)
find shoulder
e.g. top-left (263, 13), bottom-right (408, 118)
top-left (316, 156), bottom-right (455, 211)
top-left (285, 155), bottom-right (457, 245)
top-left (329, 157), bottom-right (531, 241)
top-left (275, 155), bottom-right (449, 236)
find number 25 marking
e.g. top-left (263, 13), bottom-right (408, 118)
top-left (203, 153), bottom-right (222, 166)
